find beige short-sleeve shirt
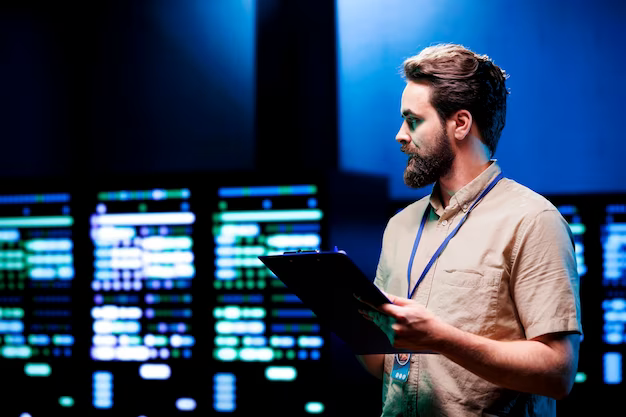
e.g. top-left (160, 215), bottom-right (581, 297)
top-left (374, 161), bottom-right (582, 417)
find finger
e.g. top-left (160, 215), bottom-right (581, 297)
top-left (378, 303), bottom-right (403, 317)
top-left (385, 293), bottom-right (415, 307)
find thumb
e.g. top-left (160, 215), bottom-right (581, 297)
top-left (385, 293), bottom-right (415, 307)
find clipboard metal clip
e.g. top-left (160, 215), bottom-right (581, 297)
top-left (283, 249), bottom-right (320, 254)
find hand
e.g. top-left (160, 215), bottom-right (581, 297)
top-left (357, 291), bottom-right (443, 351)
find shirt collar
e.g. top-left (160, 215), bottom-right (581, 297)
top-left (429, 160), bottom-right (502, 216)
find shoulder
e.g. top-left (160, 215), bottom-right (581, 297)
top-left (495, 178), bottom-right (565, 225)
top-left (496, 179), bottom-right (574, 259)
top-left (498, 178), bottom-right (559, 212)
top-left (387, 195), bottom-right (431, 231)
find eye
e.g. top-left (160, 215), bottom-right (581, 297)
top-left (406, 117), bottom-right (421, 131)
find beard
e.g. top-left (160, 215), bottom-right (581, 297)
top-left (402, 127), bottom-right (455, 189)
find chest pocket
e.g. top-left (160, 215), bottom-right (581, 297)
top-left (428, 269), bottom-right (501, 336)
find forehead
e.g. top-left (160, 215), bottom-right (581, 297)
top-left (401, 81), bottom-right (435, 116)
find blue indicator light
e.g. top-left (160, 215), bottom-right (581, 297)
top-left (272, 309), bottom-right (316, 318)
top-left (218, 185), bottom-right (317, 198)
top-left (176, 398), bottom-right (197, 411)
top-left (604, 353), bottom-right (622, 384)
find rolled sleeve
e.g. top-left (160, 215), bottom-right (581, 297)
top-left (510, 209), bottom-right (583, 340)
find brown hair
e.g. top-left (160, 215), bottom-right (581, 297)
top-left (403, 44), bottom-right (509, 156)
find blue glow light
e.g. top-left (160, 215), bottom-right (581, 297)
top-left (604, 353), bottom-right (622, 384)
top-left (176, 398), bottom-right (197, 411)
top-left (140, 364), bottom-right (172, 380)
top-left (213, 373), bottom-right (236, 412)
top-left (218, 185), bottom-right (317, 197)
top-left (305, 402), bottom-right (324, 414)
top-left (0, 230), bottom-right (19, 241)
top-left (218, 209), bottom-right (323, 222)
top-left (91, 212), bottom-right (195, 226)
top-left (272, 309), bottom-right (316, 318)
top-left (265, 366), bottom-right (297, 381)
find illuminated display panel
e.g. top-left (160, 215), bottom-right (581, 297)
top-left (88, 187), bottom-right (202, 414)
top-left (557, 205), bottom-right (587, 278)
top-left (602, 204), bottom-right (626, 385)
top-left (554, 204), bottom-right (590, 388)
top-left (0, 192), bottom-right (78, 413)
top-left (211, 184), bottom-right (328, 415)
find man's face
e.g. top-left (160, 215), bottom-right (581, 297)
top-left (396, 82), bottom-right (455, 189)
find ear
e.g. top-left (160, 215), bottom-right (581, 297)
top-left (451, 109), bottom-right (473, 141)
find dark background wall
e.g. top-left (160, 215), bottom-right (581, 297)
top-left (1, 0), bottom-right (256, 179)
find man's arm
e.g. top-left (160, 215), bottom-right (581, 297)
top-left (436, 322), bottom-right (579, 399)
top-left (356, 354), bottom-right (385, 380)
top-left (369, 294), bottom-right (580, 399)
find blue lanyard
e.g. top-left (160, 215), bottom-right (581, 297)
top-left (407, 173), bottom-right (504, 299)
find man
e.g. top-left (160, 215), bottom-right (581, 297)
top-left (357, 44), bottom-right (582, 416)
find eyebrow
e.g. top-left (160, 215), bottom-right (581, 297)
top-left (401, 109), bottom-right (423, 118)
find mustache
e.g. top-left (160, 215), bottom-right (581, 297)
top-left (400, 144), bottom-right (418, 157)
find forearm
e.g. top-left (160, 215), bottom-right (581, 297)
top-left (434, 322), bottom-right (575, 399)
top-left (356, 354), bottom-right (384, 380)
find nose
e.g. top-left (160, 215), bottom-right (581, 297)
top-left (396, 122), bottom-right (411, 145)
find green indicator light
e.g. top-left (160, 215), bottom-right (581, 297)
top-left (258, 281), bottom-right (266, 289)
top-left (214, 281), bottom-right (223, 289)
top-left (569, 224), bottom-right (585, 235)
top-left (305, 402), bottom-right (324, 414)
top-left (286, 350), bottom-right (295, 360)
top-left (213, 213), bottom-right (221, 223)
top-left (271, 280), bottom-right (286, 288)
top-left (0, 216), bottom-right (73, 228)
top-left (212, 226), bottom-right (221, 236)
top-left (138, 203), bottom-right (148, 212)
top-left (224, 281), bottom-right (233, 289)
top-left (279, 186), bottom-right (290, 195)
top-left (218, 209), bottom-right (323, 223)
top-left (218, 201), bottom-right (227, 211)
top-left (24, 363), bottom-right (50, 376)
top-left (274, 349), bottom-right (283, 360)
top-left (575, 372), bottom-right (586, 383)
top-left (246, 281), bottom-right (255, 289)
top-left (245, 270), bottom-right (254, 279)
top-left (172, 349), bottom-right (181, 358)
top-left (59, 396), bottom-right (74, 407)
top-left (235, 281), bottom-right (244, 289)
top-left (215, 348), bottom-right (237, 361)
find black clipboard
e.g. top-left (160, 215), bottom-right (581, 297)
top-left (258, 250), bottom-right (411, 354)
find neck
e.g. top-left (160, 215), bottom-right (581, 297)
top-left (438, 158), bottom-right (492, 208)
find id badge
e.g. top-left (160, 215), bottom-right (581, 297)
top-left (391, 353), bottom-right (411, 382)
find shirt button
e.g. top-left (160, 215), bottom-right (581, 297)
top-left (441, 220), bottom-right (448, 226)
top-left (463, 204), bottom-right (468, 211)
